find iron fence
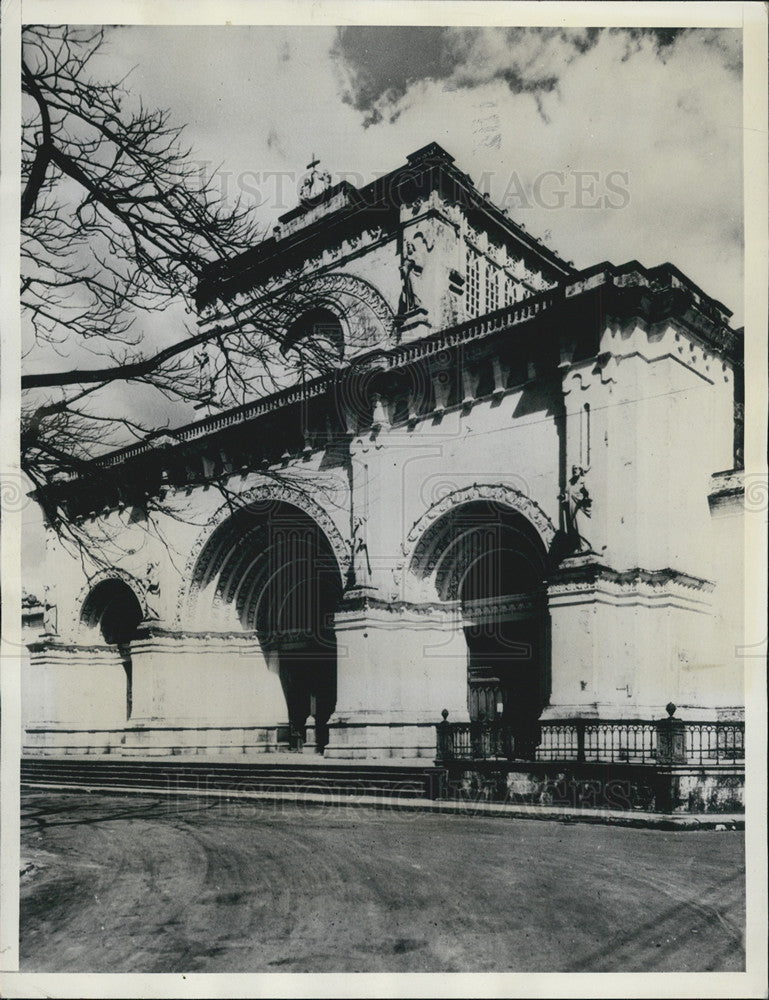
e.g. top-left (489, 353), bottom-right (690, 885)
top-left (435, 714), bottom-right (745, 766)
top-left (685, 722), bottom-right (744, 765)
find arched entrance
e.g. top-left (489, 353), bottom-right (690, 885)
top-left (408, 499), bottom-right (551, 758)
top-left (81, 578), bottom-right (144, 644)
top-left (188, 500), bottom-right (344, 751)
top-left (80, 578), bottom-right (143, 718)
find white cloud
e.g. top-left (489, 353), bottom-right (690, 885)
top-left (100, 25), bottom-right (741, 322)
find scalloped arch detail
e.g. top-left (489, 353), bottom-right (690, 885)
top-left (393, 484), bottom-right (556, 596)
top-left (176, 483), bottom-right (350, 628)
top-left (288, 272), bottom-right (396, 354)
top-left (75, 567), bottom-right (148, 629)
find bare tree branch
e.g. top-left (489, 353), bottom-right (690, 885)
top-left (21, 25), bottom-right (342, 569)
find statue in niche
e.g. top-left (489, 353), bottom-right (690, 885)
top-left (559, 465), bottom-right (593, 552)
top-left (399, 241), bottom-right (421, 313)
top-left (348, 516), bottom-right (372, 586)
top-left (144, 561), bottom-right (162, 621)
top-left (370, 392), bottom-right (388, 430)
top-left (42, 584), bottom-right (57, 635)
top-left (398, 231), bottom-right (434, 315)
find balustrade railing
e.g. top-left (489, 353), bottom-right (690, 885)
top-left (685, 721), bottom-right (744, 764)
top-left (435, 710), bottom-right (745, 766)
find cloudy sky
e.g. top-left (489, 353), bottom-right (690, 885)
top-left (105, 23), bottom-right (743, 321)
top-left (20, 23), bottom-right (744, 586)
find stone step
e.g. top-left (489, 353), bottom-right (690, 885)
top-left (20, 758), bottom-right (447, 799)
top-left (20, 761), bottom-right (437, 783)
top-left (21, 770), bottom-right (429, 792)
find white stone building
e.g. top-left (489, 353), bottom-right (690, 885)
top-left (23, 142), bottom-right (745, 762)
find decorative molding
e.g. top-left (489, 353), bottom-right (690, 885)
top-left (27, 640), bottom-right (125, 656)
top-left (708, 467), bottom-right (748, 513)
top-left (335, 595), bottom-right (463, 628)
top-left (176, 483), bottom-right (350, 628)
top-left (291, 272), bottom-right (396, 349)
top-left (406, 483), bottom-right (555, 550)
top-left (134, 625), bottom-right (262, 641)
top-left (74, 567), bottom-right (149, 630)
top-left (460, 593), bottom-right (538, 621)
top-left (547, 562), bottom-right (715, 612)
top-left (210, 272), bottom-right (397, 357)
top-left (392, 483), bottom-right (556, 597)
top-left (339, 594), bottom-right (459, 615)
top-left (550, 561), bottom-right (714, 592)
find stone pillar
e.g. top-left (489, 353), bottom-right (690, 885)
top-left (123, 628), bottom-right (288, 755)
top-left (345, 389), bottom-right (403, 603)
top-left (545, 558), bottom-right (715, 720)
top-left (325, 600), bottom-right (470, 759)
top-left (544, 555), bottom-right (603, 717)
top-left (22, 641), bottom-right (129, 754)
top-left (656, 703), bottom-right (687, 764)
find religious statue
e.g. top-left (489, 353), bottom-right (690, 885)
top-left (559, 465), bottom-right (593, 552)
top-left (42, 584), bottom-right (57, 636)
top-left (399, 241), bottom-right (422, 313)
top-left (299, 155), bottom-right (332, 203)
top-left (370, 392), bottom-right (388, 430)
top-left (144, 561), bottom-right (162, 621)
top-left (193, 346), bottom-right (215, 409)
top-left (348, 516), bottom-right (372, 585)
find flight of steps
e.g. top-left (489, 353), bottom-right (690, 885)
top-left (20, 757), bottom-right (448, 801)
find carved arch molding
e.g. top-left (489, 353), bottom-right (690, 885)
top-left (75, 567), bottom-right (149, 628)
top-left (176, 484), bottom-right (351, 628)
top-left (393, 483), bottom-right (557, 593)
top-left (283, 272), bottom-right (396, 353)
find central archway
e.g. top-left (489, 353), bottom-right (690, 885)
top-left (407, 498), bottom-right (551, 757)
top-left (187, 500), bottom-right (344, 750)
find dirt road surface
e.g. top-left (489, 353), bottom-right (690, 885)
top-left (20, 791), bottom-right (745, 973)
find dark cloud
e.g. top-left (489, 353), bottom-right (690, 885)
top-left (331, 26), bottom-right (741, 127)
top-left (613, 27), bottom-right (741, 73)
top-left (332, 27), bottom-right (456, 126)
top-left (331, 27), bottom-right (606, 127)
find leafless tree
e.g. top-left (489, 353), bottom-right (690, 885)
top-left (20, 25), bottom-right (344, 563)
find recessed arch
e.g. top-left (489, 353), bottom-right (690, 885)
top-left (181, 492), bottom-right (346, 751)
top-left (406, 499), bottom-right (549, 605)
top-left (394, 483), bottom-right (555, 600)
top-left (399, 492), bottom-right (552, 753)
top-left (80, 577), bottom-right (144, 645)
top-left (282, 272), bottom-right (396, 358)
top-left (178, 483), bottom-right (350, 628)
top-left (282, 306), bottom-right (345, 362)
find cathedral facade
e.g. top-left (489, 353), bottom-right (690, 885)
top-left (23, 143), bottom-right (745, 761)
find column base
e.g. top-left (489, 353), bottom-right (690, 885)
top-left (324, 712), bottom-right (451, 760)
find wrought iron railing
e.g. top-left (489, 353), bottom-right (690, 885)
top-left (684, 721), bottom-right (744, 765)
top-left (536, 719), bottom-right (657, 764)
top-left (435, 711), bottom-right (744, 766)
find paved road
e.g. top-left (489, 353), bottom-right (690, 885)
top-left (20, 791), bottom-right (745, 973)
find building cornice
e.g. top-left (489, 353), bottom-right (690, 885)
top-left (708, 467), bottom-right (746, 513)
top-left (547, 560), bottom-right (715, 613)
